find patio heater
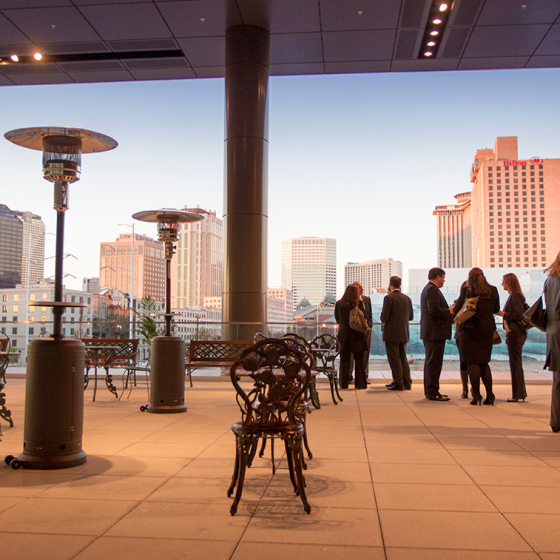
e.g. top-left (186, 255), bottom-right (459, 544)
top-left (3, 127), bottom-right (117, 470)
top-left (132, 209), bottom-right (204, 413)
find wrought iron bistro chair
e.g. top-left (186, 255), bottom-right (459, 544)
top-left (227, 338), bottom-right (312, 516)
top-left (310, 334), bottom-right (343, 405)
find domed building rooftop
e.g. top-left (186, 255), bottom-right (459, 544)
top-left (297, 298), bottom-right (311, 309)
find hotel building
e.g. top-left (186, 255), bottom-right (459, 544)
top-left (13, 210), bottom-right (45, 286)
top-left (99, 233), bottom-right (165, 301)
top-left (433, 192), bottom-right (472, 269)
top-left (170, 207), bottom-right (223, 309)
top-left (282, 237), bottom-right (337, 308)
top-left (267, 287), bottom-right (294, 323)
top-left (435, 136), bottom-right (560, 269)
top-left (344, 258), bottom-right (403, 294)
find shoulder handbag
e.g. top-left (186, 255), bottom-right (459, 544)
top-left (349, 306), bottom-right (370, 334)
top-left (492, 330), bottom-right (502, 345)
top-left (454, 296), bottom-right (479, 325)
top-left (518, 300), bottom-right (534, 332)
top-left (523, 292), bottom-right (547, 332)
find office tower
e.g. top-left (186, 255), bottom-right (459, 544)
top-left (433, 192), bottom-right (472, 268)
top-left (13, 210), bottom-right (46, 286)
top-left (99, 232), bottom-right (165, 301)
top-left (83, 277), bottom-right (100, 294)
top-left (282, 237), bottom-right (336, 308)
top-left (435, 136), bottom-right (560, 269)
top-left (267, 287), bottom-right (294, 323)
top-left (170, 207), bottom-right (223, 308)
top-left (0, 204), bottom-right (24, 289)
top-left (344, 258), bottom-right (403, 293)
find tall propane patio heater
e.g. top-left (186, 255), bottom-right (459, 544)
top-left (132, 209), bottom-right (204, 413)
top-left (4, 127), bottom-right (117, 470)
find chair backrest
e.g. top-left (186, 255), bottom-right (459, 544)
top-left (310, 334), bottom-right (340, 367)
top-left (230, 338), bottom-right (311, 428)
top-left (0, 338), bottom-right (8, 353)
top-left (80, 338), bottom-right (138, 367)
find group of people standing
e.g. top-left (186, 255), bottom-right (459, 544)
top-left (334, 251), bottom-right (560, 433)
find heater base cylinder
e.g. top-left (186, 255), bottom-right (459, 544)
top-left (148, 336), bottom-right (187, 413)
top-left (18, 337), bottom-right (87, 470)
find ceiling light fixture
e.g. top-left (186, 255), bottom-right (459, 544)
top-left (10, 54), bottom-right (19, 62)
top-left (427, 41), bottom-right (436, 46)
top-left (430, 30), bottom-right (439, 36)
top-left (439, 3), bottom-right (448, 10)
top-left (424, 52), bottom-right (433, 57)
top-left (34, 53), bottom-right (43, 61)
top-left (433, 18), bottom-right (442, 24)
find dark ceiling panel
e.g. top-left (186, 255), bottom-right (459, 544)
top-left (0, 0), bottom-right (70, 7)
top-left (477, 0), bottom-right (560, 25)
top-left (270, 33), bottom-right (322, 64)
top-left (400, 0), bottom-right (428, 28)
top-left (451, 0), bottom-right (484, 26)
top-left (270, 62), bottom-right (323, 75)
top-left (458, 56), bottom-right (529, 70)
top-left (1, 62), bottom-right (61, 74)
top-left (535, 23), bottom-right (560, 55)
top-left (6, 71), bottom-right (74, 85)
top-left (79, 3), bottom-right (172, 41)
top-left (157, 0), bottom-right (237, 38)
top-left (395, 29), bottom-right (419, 59)
top-left (0, 74), bottom-right (14, 85)
top-left (127, 67), bottom-right (195, 80)
top-left (441, 27), bottom-right (470, 58)
top-left (64, 70), bottom-right (134, 83)
top-left (39, 41), bottom-right (110, 54)
top-left (391, 58), bottom-right (459, 71)
top-left (123, 57), bottom-right (189, 70)
top-left (193, 66), bottom-right (225, 78)
top-left (325, 60), bottom-right (391, 74)
top-left (320, 0), bottom-right (401, 31)
top-left (0, 44), bottom-right (36, 56)
top-left (464, 25), bottom-right (550, 58)
top-left (58, 60), bottom-right (124, 72)
top-left (108, 39), bottom-right (179, 52)
top-left (526, 54), bottom-right (560, 67)
top-left (323, 30), bottom-right (396, 61)
top-left (3, 7), bottom-right (101, 43)
top-left (177, 36), bottom-right (225, 67)
top-left (236, 0), bottom-right (320, 33)
top-left (0, 14), bottom-right (33, 45)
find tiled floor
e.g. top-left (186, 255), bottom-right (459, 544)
top-left (1, 376), bottom-right (560, 559)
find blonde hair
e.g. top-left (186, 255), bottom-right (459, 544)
top-left (545, 251), bottom-right (560, 278)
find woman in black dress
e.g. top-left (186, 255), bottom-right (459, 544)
top-left (544, 252), bottom-right (560, 433)
top-left (454, 268), bottom-right (500, 406)
top-left (335, 284), bottom-right (368, 390)
top-left (497, 273), bottom-right (528, 402)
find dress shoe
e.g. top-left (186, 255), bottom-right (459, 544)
top-left (461, 387), bottom-right (469, 399)
top-left (366, 379), bottom-right (371, 385)
top-left (387, 385), bottom-right (404, 391)
top-left (428, 394), bottom-right (450, 401)
top-left (552, 427), bottom-right (560, 433)
top-left (483, 394), bottom-right (495, 406)
top-left (385, 382), bottom-right (394, 388)
top-left (507, 398), bottom-right (526, 403)
top-left (404, 386), bottom-right (412, 391)
top-left (470, 395), bottom-right (482, 406)
top-left (438, 393), bottom-right (449, 399)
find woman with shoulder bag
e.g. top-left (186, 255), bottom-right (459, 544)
top-left (454, 268), bottom-right (500, 406)
top-left (497, 273), bottom-right (528, 402)
top-left (335, 284), bottom-right (369, 390)
top-left (544, 252), bottom-right (560, 433)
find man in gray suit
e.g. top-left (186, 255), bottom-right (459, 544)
top-left (380, 276), bottom-right (414, 391)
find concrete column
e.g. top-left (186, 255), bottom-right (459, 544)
top-left (223, 26), bottom-right (269, 341)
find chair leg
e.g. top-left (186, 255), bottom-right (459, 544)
top-left (230, 434), bottom-right (252, 515)
top-left (227, 436), bottom-right (241, 498)
top-left (327, 372), bottom-right (338, 405)
top-left (292, 434), bottom-right (311, 514)
top-left (302, 415), bottom-right (313, 461)
top-left (258, 437), bottom-right (267, 458)
top-left (283, 438), bottom-right (298, 493)
top-left (333, 372), bottom-right (343, 402)
top-left (248, 438), bottom-right (259, 468)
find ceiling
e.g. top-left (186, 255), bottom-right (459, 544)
top-left (0, 0), bottom-right (559, 87)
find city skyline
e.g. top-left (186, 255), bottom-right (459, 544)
top-left (1, 68), bottom-right (560, 297)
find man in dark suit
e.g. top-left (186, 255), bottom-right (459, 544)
top-left (420, 267), bottom-right (454, 401)
top-left (380, 276), bottom-right (413, 391)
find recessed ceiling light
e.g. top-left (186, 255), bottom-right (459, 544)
top-left (427, 41), bottom-right (436, 46)
top-left (34, 53), bottom-right (42, 60)
top-left (430, 30), bottom-right (439, 36)
top-left (424, 51), bottom-right (433, 57)
top-left (433, 18), bottom-right (442, 24)
top-left (10, 54), bottom-right (19, 62)
top-left (439, 3), bottom-right (448, 11)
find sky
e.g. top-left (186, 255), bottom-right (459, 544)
top-left (1, 67), bottom-right (560, 298)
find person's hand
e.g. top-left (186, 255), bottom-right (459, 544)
top-left (497, 310), bottom-right (504, 317)
top-left (449, 305), bottom-right (455, 314)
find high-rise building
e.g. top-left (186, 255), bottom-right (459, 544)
top-left (267, 287), bottom-right (294, 323)
top-left (83, 277), bottom-right (100, 294)
top-left (170, 207), bottom-right (223, 309)
top-left (433, 192), bottom-right (472, 269)
top-left (282, 237), bottom-right (337, 308)
top-left (99, 232), bottom-right (165, 301)
top-left (436, 136), bottom-right (560, 269)
top-left (13, 210), bottom-right (45, 286)
top-left (0, 204), bottom-right (23, 289)
top-left (344, 258), bottom-right (403, 294)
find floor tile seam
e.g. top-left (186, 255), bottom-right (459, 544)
top-left (355, 395), bottom-right (389, 559)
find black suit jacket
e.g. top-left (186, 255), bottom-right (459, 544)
top-left (380, 290), bottom-right (413, 342)
top-left (503, 292), bottom-right (527, 335)
top-left (420, 281), bottom-right (452, 341)
top-left (362, 295), bottom-right (373, 327)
